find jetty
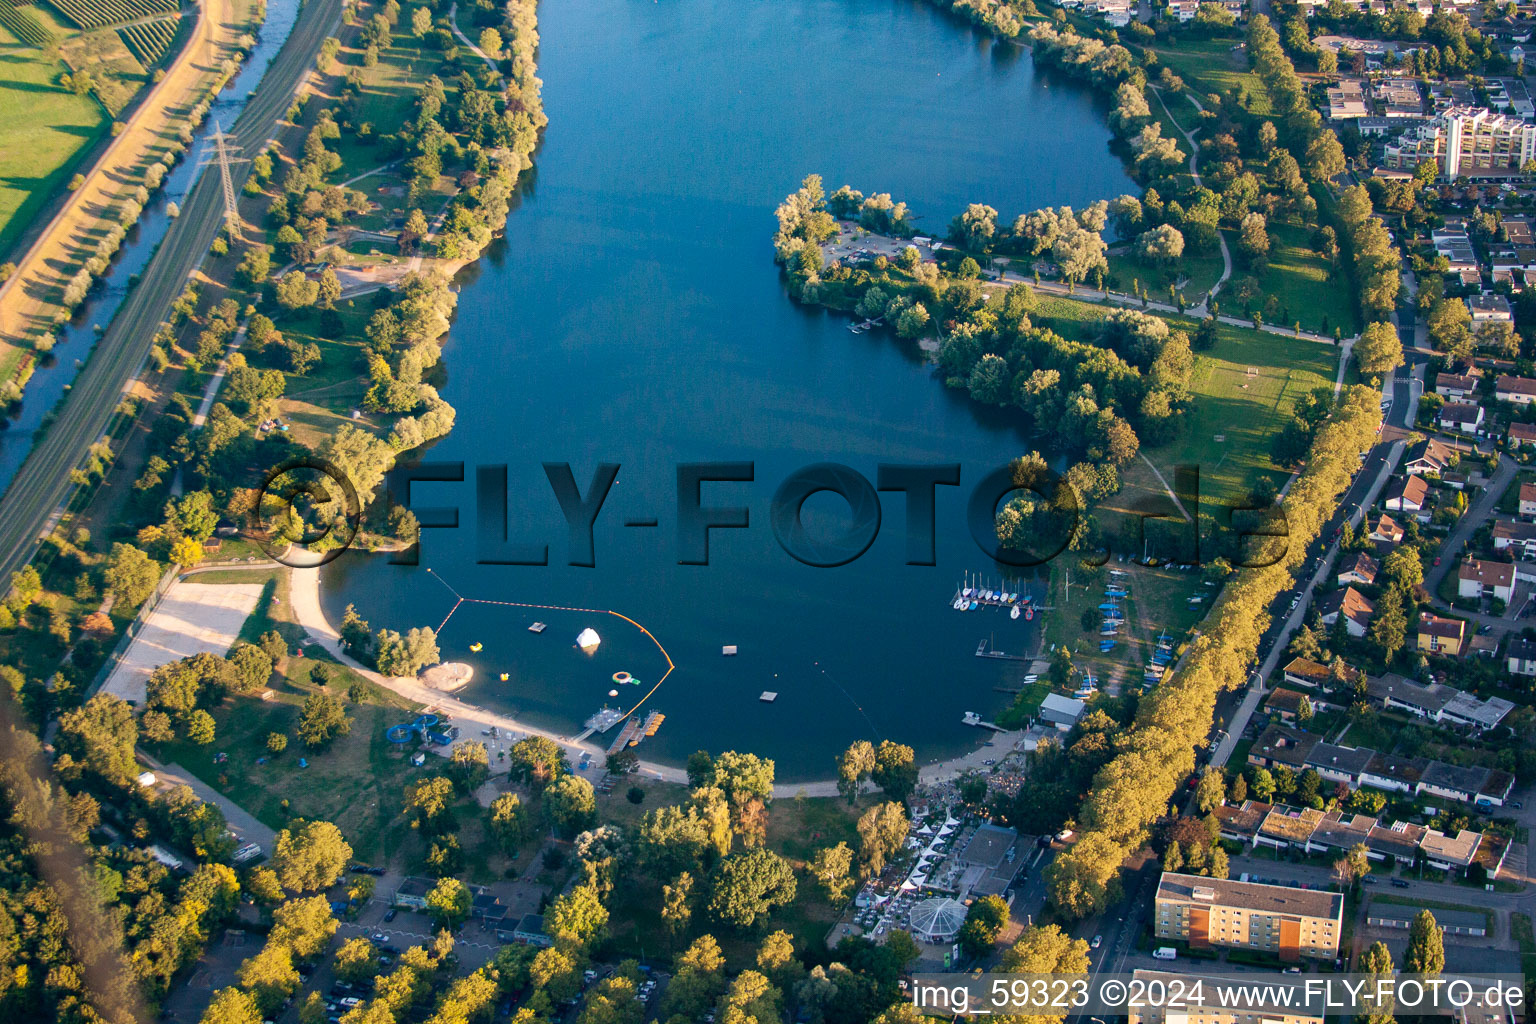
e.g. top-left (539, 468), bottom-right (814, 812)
top-left (961, 711), bottom-right (1004, 731)
top-left (975, 638), bottom-right (1030, 661)
top-left (606, 717), bottom-right (645, 755)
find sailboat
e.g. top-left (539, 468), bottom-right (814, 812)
top-left (1010, 605), bottom-right (1021, 620)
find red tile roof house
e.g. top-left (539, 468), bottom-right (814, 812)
top-left (1510, 421), bottom-right (1536, 448)
top-left (1403, 438), bottom-right (1456, 476)
top-left (1438, 401), bottom-right (1485, 434)
top-left (1336, 552), bottom-right (1379, 586)
top-left (1458, 558), bottom-right (1516, 602)
top-left (1319, 586), bottom-right (1375, 637)
top-left (1497, 375), bottom-right (1536, 405)
top-left (1521, 482), bottom-right (1536, 518)
top-left (1383, 474), bottom-right (1429, 513)
top-left (1369, 514), bottom-right (1404, 544)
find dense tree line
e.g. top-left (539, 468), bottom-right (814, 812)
top-left (1044, 385), bottom-right (1381, 917)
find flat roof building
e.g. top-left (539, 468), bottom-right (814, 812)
top-left (1154, 872), bottom-right (1343, 960)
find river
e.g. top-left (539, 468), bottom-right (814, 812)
top-left (0, 0), bottom-right (303, 493)
top-left (321, 0), bottom-right (1136, 780)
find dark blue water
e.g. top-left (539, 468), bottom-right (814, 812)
top-left (322, 0), bottom-right (1136, 779)
top-left (0, 0), bottom-right (303, 493)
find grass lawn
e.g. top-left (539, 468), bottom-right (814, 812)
top-left (1152, 39), bottom-right (1271, 116)
top-left (1254, 223), bottom-right (1361, 337)
top-left (1121, 321), bottom-right (1337, 517)
top-left (262, 301), bottom-right (389, 448)
top-left (330, 33), bottom-right (454, 175)
top-left (1105, 247), bottom-right (1223, 304)
top-left (0, 36), bottom-right (110, 260)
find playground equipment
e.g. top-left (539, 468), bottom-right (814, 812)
top-left (386, 713), bottom-right (458, 747)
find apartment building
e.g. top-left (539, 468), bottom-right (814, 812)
top-left (1128, 971), bottom-right (1321, 1024)
top-left (1154, 872), bottom-right (1343, 960)
top-left (1386, 107), bottom-right (1536, 176)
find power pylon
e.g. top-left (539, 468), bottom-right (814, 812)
top-left (209, 119), bottom-right (242, 241)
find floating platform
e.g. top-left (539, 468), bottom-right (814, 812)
top-left (961, 711), bottom-right (1003, 731)
top-left (722, 645), bottom-right (738, 656)
top-left (583, 707), bottom-right (624, 733)
top-left (643, 711), bottom-right (665, 736)
top-left (759, 691), bottom-right (777, 702)
top-left (528, 622), bottom-right (546, 633)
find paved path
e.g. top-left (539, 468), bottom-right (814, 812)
top-left (140, 752), bottom-right (276, 850)
top-left (1151, 87), bottom-right (1231, 308)
top-left (446, 2), bottom-right (500, 74)
top-left (193, 324), bottom-right (248, 427)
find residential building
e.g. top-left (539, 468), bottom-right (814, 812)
top-left (1283, 656), bottom-right (1359, 690)
top-left (1459, 558), bottom-right (1516, 601)
top-left (1439, 401), bottom-right (1486, 433)
top-left (1404, 437), bottom-right (1456, 475)
top-left (1264, 687), bottom-right (1311, 722)
top-left (1369, 513), bottom-right (1405, 544)
top-left (510, 914), bottom-right (553, 947)
top-left (1468, 293), bottom-right (1515, 322)
top-left (1435, 371), bottom-right (1480, 398)
top-left (1507, 636), bottom-right (1536, 676)
top-left (1153, 872), bottom-right (1343, 960)
top-left (1248, 724), bottom-right (1319, 772)
top-left (1318, 586), bottom-right (1374, 636)
top-left (1418, 612), bottom-right (1467, 655)
top-left (1385, 107), bottom-right (1536, 176)
top-left (1328, 79), bottom-right (1369, 119)
top-left (1336, 552), bottom-right (1379, 586)
top-left (1492, 518), bottom-right (1536, 557)
top-left (1497, 375), bottom-right (1536, 404)
top-left (1127, 971), bottom-right (1320, 1024)
top-left (1509, 421), bottom-right (1536, 447)
top-left (1166, 0), bottom-right (1198, 19)
top-left (1383, 474), bottom-right (1430, 512)
top-left (1521, 481), bottom-right (1536, 516)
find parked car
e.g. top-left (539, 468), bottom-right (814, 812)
top-left (384, 908), bottom-right (397, 922)
top-left (1090, 935), bottom-right (1102, 949)
top-left (1391, 878), bottom-right (1410, 889)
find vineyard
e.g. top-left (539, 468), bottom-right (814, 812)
top-left (0, 1), bottom-right (56, 46)
top-left (119, 14), bottom-right (178, 65)
top-left (44, 0), bottom-right (176, 30)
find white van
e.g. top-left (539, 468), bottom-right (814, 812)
top-left (1153, 947), bottom-right (1177, 961)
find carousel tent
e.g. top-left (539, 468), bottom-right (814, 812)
top-left (908, 897), bottom-right (966, 942)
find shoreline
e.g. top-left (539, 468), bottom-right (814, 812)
top-left (286, 565), bottom-right (1029, 797)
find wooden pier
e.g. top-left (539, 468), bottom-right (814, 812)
top-left (975, 638), bottom-right (1031, 661)
top-left (606, 717), bottom-right (644, 755)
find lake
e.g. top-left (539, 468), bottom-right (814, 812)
top-left (321, 0), bottom-right (1136, 780)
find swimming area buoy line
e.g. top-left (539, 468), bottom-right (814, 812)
top-left (425, 569), bottom-right (675, 721)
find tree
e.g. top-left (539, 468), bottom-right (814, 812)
top-left (836, 741), bottom-right (874, 803)
top-left (1405, 909), bottom-right (1445, 975)
top-left (872, 740), bottom-right (918, 803)
top-left (228, 643), bottom-right (274, 694)
top-left (808, 842), bottom-right (855, 903)
top-left (1361, 941), bottom-right (1396, 1024)
top-left (104, 542), bottom-right (161, 606)
top-left (855, 801), bottom-right (908, 876)
top-left (201, 986), bottom-right (262, 1024)
top-left (1135, 224), bottom-right (1184, 266)
top-left (270, 895), bottom-right (338, 958)
top-left (707, 847), bottom-right (797, 929)
top-left (479, 26), bottom-right (503, 57)
top-left (297, 692), bottom-right (351, 747)
top-left (959, 894), bottom-right (1009, 958)
top-left (1194, 770), bottom-right (1225, 813)
top-left (412, 5), bottom-right (432, 35)
top-left (999, 924), bottom-right (1090, 1024)
top-left (662, 871), bottom-right (694, 938)
top-left (427, 877), bottom-right (471, 930)
top-left (508, 735), bottom-right (568, 789)
top-left (1355, 321), bottom-right (1403, 377)
top-left (1367, 587), bottom-right (1408, 662)
top-left (448, 740), bottom-right (490, 793)
top-left (545, 774), bottom-right (598, 836)
top-left (334, 937), bottom-right (378, 984)
top-left (546, 883), bottom-right (609, 951)
top-left (274, 270), bottom-right (320, 310)
top-left (375, 626), bottom-right (440, 676)
top-left (490, 792), bottom-right (527, 853)
top-left (951, 203), bottom-right (999, 252)
top-left (187, 709), bottom-right (217, 744)
top-left (1333, 842), bottom-right (1371, 888)
top-left (272, 820), bottom-right (353, 892)
top-left (405, 775), bottom-right (456, 833)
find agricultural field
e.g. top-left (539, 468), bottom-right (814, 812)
top-left (0, 18), bottom-right (111, 259)
top-left (119, 12), bottom-right (179, 65)
top-left (44, 0), bottom-right (177, 30)
top-left (59, 23), bottom-right (150, 113)
top-left (0, 1), bottom-right (57, 46)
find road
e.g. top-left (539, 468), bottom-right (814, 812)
top-left (1423, 452), bottom-right (1516, 595)
top-left (0, 0), bottom-right (344, 585)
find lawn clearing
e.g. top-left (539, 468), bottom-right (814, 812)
top-left (0, 41), bottom-right (110, 260)
top-left (1252, 222), bottom-right (1360, 337)
top-left (1152, 39), bottom-right (1271, 117)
